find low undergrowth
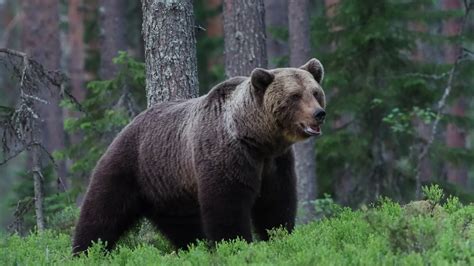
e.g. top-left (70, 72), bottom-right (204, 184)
top-left (1, 186), bottom-right (473, 265)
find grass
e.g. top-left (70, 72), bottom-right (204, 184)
top-left (1, 187), bottom-right (473, 265)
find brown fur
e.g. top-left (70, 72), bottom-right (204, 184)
top-left (72, 59), bottom-right (326, 254)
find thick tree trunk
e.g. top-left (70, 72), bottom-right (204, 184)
top-left (223, 0), bottom-right (267, 77)
top-left (442, 0), bottom-right (467, 186)
top-left (264, 0), bottom-right (288, 68)
top-left (22, 0), bottom-right (67, 227)
top-left (99, 0), bottom-right (127, 79)
top-left (142, 0), bottom-right (199, 106)
top-left (288, 0), bottom-right (317, 222)
top-left (289, 0), bottom-right (311, 66)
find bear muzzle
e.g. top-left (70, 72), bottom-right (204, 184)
top-left (302, 124), bottom-right (322, 137)
top-left (313, 108), bottom-right (326, 122)
top-left (300, 108), bottom-right (325, 137)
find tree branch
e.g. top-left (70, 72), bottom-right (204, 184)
top-left (414, 3), bottom-right (473, 199)
top-left (0, 48), bottom-right (83, 230)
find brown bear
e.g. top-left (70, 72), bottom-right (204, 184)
top-left (72, 58), bottom-right (326, 254)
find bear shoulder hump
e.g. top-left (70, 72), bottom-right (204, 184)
top-left (206, 76), bottom-right (247, 102)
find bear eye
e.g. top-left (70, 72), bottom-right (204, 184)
top-left (290, 93), bottom-right (301, 101)
top-left (313, 91), bottom-right (319, 98)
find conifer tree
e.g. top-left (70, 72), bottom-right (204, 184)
top-left (313, 0), bottom-right (474, 205)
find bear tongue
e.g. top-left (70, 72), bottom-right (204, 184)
top-left (304, 125), bottom-right (321, 136)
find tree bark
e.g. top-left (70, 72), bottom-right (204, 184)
top-left (289, 0), bottom-right (311, 66)
top-left (442, 0), bottom-right (468, 186)
top-left (22, 0), bottom-right (61, 77)
top-left (32, 141), bottom-right (45, 231)
top-left (204, 0), bottom-right (224, 90)
top-left (22, 0), bottom-right (66, 161)
top-left (22, 0), bottom-right (67, 227)
top-left (288, 0), bottom-right (317, 222)
top-left (223, 0), bottom-right (267, 77)
top-left (264, 0), bottom-right (288, 68)
top-left (206, 0), bottom-right (223, 38)
top-left (0, 1), bottom-right (13, 48)
top-left (409, 20), bottom-right (433, 187)
top-left (68, 0), bottom-right (86, 102)
top-left (142, 0), bottom-right (199, 107)
top-left (99, 0), bottom-right (127, 79)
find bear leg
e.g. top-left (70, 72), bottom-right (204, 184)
top-left (146, 213), bottom-right (205, 250)
top-left (252, 197), bottom-right (296, 241)
top-left (252, 151), bottom-right (297, 240)
top-left (199, 183), bottom-right (255, 243)
top-left (72, 176), bottom-right (143, 254)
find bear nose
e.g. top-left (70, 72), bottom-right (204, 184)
top-left (313, 108), bottom-right (326, 122)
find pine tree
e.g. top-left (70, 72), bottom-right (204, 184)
top-left (99, 0), bottom-right (127, 79)
top-left (223, 0), bottom-right (267, 77)
top-left (289, 0), bottom-right (318, 222)
top-left (142, 0), bottom-right (199, 106)
top-left (312, 0), bottom-right (474, 205)
top-left (21, 0), bottom-right (66, 229)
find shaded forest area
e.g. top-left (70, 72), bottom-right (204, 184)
top-left (0, 0), bottom-right (473, 251)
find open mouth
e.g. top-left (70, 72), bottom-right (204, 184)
top-left (301, 124), bottom-right (322, 137)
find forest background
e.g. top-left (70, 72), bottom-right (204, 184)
top-left (0, 0), bottom-right (473, 237)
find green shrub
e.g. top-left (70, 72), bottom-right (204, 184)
top-left (422, 184), bottom-right (444, 204)
top-left (1, 192), bottom-right (473, 265)
top-left (312, 193), bottom-right (344, 219)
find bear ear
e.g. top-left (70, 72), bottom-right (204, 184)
top-left (300, 58), bottom-right (324, 84)
top-left (250, 68), bottom-right (275, 93)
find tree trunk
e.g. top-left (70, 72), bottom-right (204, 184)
top-left (99, 0), bottom-right (127, 79)
top-left (204, 0), bottom-right (224, 91)
top-left (141, 0), bottom-right (199, 107)
top-left (22, 0), bottom-right (66, 227)
top-left (409, 20), bottom-right (433, 189)
top-left (206, 0), bottom-right (223, 38)
top-left (288, 0), bottom-right (317, 222)
top-left (32, 139), bottom-right (45, 231)
top-left (65, 0), bottom-right (87, 176)
top-left (0, 1), bottom-right (14, 48)
top-left (264, 0), bottom-right (288, 68)
top-left (223, 0), bottom-right (267, 77)
top-left (205, 0), bottom-right (224, 67)
top-left (443, 0), bottom-right (467, 186)
top-left (289, 0), bottom-right (311, 66)
top-left (68, 0), bottom-right (86, 102)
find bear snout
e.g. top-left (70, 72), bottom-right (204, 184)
top-left (313, 108), bottom-right (326, 123)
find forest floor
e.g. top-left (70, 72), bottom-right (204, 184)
top-left (1, 187), bottom-right (473, 265)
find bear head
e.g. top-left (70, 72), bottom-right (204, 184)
top-left (250, 58), bottom-right (326, 143)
